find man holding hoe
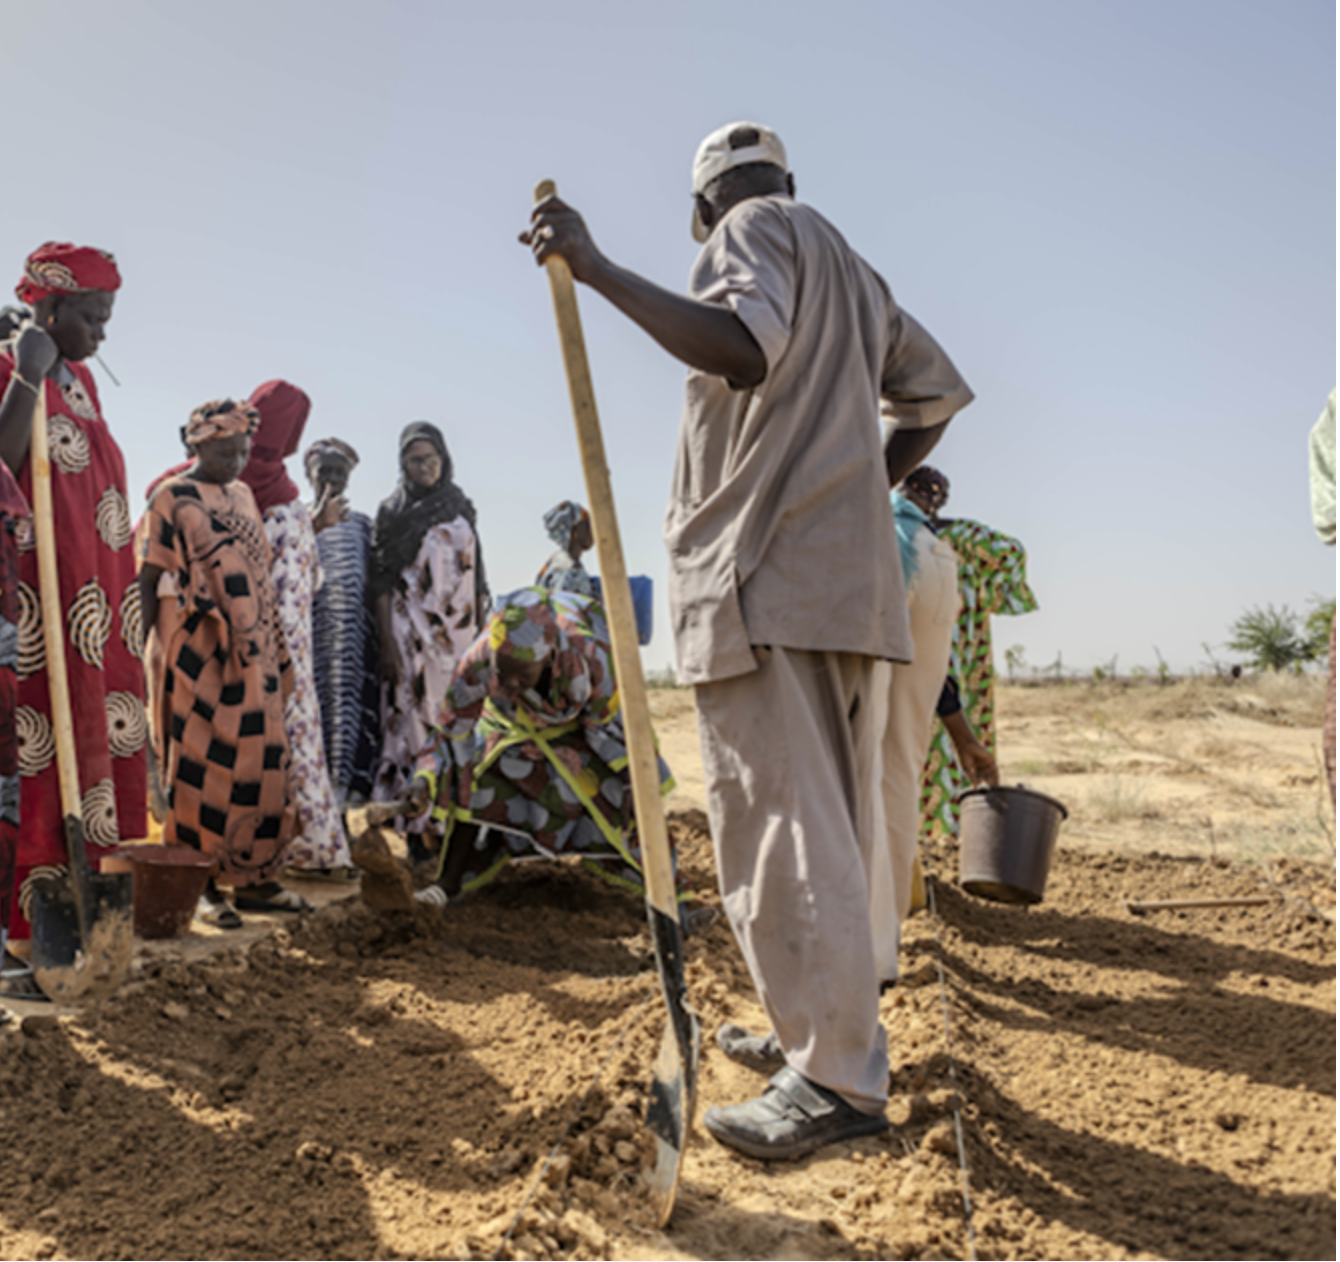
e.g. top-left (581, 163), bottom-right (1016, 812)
top-left (522, 122), bottom-right (973, 1160)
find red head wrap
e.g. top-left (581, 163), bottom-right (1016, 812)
top-left (241, 379), bottom-right (311, 515)
top-left (16, 242), bottom-right (122, 305)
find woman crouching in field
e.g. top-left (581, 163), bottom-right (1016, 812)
top-left (139, 399), bottom-right (308, 926)
top-left (401, 587), bottom-right (676, 905)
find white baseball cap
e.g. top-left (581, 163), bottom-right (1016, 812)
top-left (690, 121), bottom-right (788, 243)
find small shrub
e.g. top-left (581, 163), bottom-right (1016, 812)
top-left (1305, 598), bottom-right (1336, 661)
top-left (1226, 604), bottom-right (1321, 673)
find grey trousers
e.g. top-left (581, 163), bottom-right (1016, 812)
top-left (694, 646), bottom-right (889, 1114)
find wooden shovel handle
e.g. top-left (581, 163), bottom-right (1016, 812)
top-left (533, 179), bottom-right (677, 919)
top-left (29, 383), bottom-right (82, 824)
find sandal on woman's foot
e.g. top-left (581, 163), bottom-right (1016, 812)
top-left (0, 954), bottom-right (51, 1001)
top-left (196, 894), bottom-right (243, 930)
top-left (234, 883), bottom-right (313, 914)
top-left (285, 866), bottom-right (359, 883)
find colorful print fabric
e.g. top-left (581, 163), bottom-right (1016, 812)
top-left (920, 519), bottom-right (1037, 840)
top-left (536, 548), bottom-right (597, 598)
top-left (415, 588), bottom-right (675, 894)
top-left (372, 517), bottom-right (480, 835)
top-left (0, 468), bottom-right (28, 939)
top-left (263, 501), bottom-right (349, 871)
top-left (2, 353), bottom-right (146, 940)
top-left (143, 477), bottom-right (293, 885)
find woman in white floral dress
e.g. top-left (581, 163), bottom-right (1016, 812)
top-left (369, 422), bottom-right (488, 861)
top-left (243, 380), bottom-right (350, 876)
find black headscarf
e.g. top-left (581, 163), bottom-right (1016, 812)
top-left (369, 422), bottom-right (490, 615)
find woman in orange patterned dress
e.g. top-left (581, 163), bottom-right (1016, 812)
top-left (140, 399), bottom-right (308, 925)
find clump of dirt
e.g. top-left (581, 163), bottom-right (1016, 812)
top-left (0, 814), bottom-right (1333, 1261)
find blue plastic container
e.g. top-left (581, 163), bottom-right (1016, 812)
top-left (590, 575), bottom-right (654, 646)
top-left (629, 576), bottom-right (654, 646)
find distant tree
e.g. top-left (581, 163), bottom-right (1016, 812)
top-left (1226, 604), bottom-right (1320, 672)
top-left (1004, 644), bottom-right (1027, 680)
top-left (1304, 597), bottom-right (1336, 661)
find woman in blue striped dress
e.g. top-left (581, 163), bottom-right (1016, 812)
top-left (304, 439), bottom-right (382, 807)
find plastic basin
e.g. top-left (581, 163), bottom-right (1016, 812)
top-left (101, 845), bottom-right (214, 939)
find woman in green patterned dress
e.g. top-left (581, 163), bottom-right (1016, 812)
top-left (403, 587), bottom-right (675, 900)
top-left (918, 477), bottom-right (1038, 841)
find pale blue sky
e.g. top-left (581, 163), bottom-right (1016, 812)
top-left (4, 0), bottom-right (1334, 674)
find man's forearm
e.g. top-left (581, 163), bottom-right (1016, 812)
top-left (585, 258), bottom-right (766, 388)
top-left (884, 423), bottom-right (948, 487)
top-left (884, 421), bottom-right (948, 489)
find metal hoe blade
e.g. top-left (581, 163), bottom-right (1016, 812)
top-left (644, 904), bottom-right (701, 1223)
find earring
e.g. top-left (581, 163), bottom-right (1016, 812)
top-left (46, 315), bottom-right (55, 327)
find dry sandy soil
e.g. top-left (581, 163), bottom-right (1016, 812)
top-left (0, 676), bottom-right (1333, 1261)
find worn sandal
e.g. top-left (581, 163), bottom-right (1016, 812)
top-left (285, 866), bottom-right (359, 883)
top-left (196, 895), bottom-right (243, 930)
top-left (702, 1066), bottom-right (888, 1160)
top-left (0, 958), bottom-right (51, 1002)
top-left (234, 884), bottom-right (313, 914)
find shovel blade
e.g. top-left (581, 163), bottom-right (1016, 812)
top-left (645, 1006), bottom-right (701, 1227)
top-left (29, 871), bottom-right (134, 1003)
top-left (642, 904), bottom-right (701, 1227)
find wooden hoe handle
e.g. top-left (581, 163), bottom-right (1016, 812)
top-left (534, 179), bottom-right (698, 1228)
top-left (29, 385), bottom-right (83, 825)
top-left (29, 378), bottom-right (95, 951)
top-left (533, 180), bottom-right (678, 922)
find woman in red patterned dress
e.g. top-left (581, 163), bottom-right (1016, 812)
top-left (0, 244), bottom-right (147, 995)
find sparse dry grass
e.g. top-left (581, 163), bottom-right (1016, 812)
top-left (1083, 775), bottom-right (1161, 823)
top-left (997, 676), bottom-right (1332, 865)
top-left (1245, 669), bottom-right (1330, 725)
top-left (1207, 806), bottom-right (1335, 867)
top-left (1192, 733), bottom-right (1242, 760)
top-left (1004, 674), bottom-right (1327, 729)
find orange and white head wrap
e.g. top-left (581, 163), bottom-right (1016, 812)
top-left (184, 399), bottom-right (260, 446)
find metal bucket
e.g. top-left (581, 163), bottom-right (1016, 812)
top-left (958, 785), bottom-right (1068, 905)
